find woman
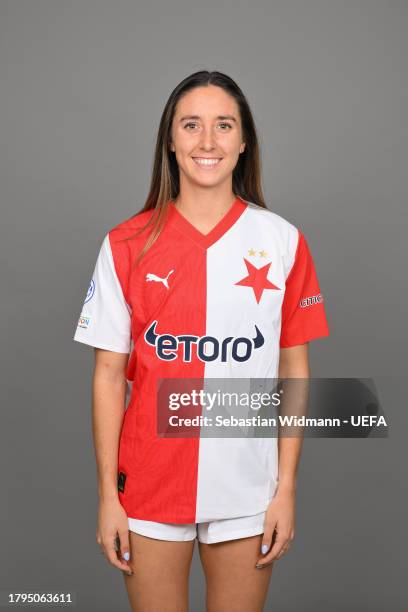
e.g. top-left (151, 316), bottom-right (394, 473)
top-left (73, 70), bottom-right (330, 611)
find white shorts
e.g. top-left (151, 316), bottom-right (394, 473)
top-left (128, 512), bottom-right (266, 544)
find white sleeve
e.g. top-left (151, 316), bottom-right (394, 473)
top-left (73, 234), bottom-right (132, 353)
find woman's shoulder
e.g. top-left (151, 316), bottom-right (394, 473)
top-left (110, 207), bottom-right (154, 231)
top-left (245, 200), bottom-right (300, 241)
top-left (105, 207), bottom-right (156, 243)
top-left (91, 209), bottom-right (156, 269)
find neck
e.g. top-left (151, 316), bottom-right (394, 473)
top-left (173, 181), bottom-right (237, 219)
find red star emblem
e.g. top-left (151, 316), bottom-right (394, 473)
top-left (235, 259), bottom-right (280, 303)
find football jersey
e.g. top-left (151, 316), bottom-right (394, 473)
top-left (73, 196), bottom-right (330, 523)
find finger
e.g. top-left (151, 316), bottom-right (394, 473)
top-left (274, 531), bottom-right (294, 560)
top-left (276, 541), bottom-right (291, 558)
top-left (117, 528), bottom-right (131, 563)
top-left (275, 546), bottom-right (290, 560)
top-left (106, 549), bottom-right (133, 573)
top-left (255, 559), bottom-right (274, 569)
top-left (255, 548), bottom-right (277, 568)
top-left (103, 538), bottom-right (133, 574)
top-left (260, 521), bottom-right (276, 557)
top-left (256, 529), bottom-right (295, 567)
top-left (268, 535), bottom-right (291, 561)
top-left (256, 535), bottom-right (287, 567)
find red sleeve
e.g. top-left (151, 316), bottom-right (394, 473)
top-left (279, 229), bottom-right (330, 348)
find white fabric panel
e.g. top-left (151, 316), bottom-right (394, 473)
top-left (73, 234), bottom-right (131, 353)
top-left (195, 202), bottom-right (299, 522)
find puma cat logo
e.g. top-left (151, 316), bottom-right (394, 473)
top-left (146, 269), bottom-right (174, 289)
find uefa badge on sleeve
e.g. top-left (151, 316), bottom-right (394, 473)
top-left (77, 313), bottom-right (91, 329)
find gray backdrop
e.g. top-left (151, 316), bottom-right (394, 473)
top-left (1, 0), bottom-right (406, 610)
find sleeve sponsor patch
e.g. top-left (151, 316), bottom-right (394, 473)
top-left (299, 293), bottom-right (324, 308)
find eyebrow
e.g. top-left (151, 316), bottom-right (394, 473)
top-left (179, 115), bottom-right (237, 123)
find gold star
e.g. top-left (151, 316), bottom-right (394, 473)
top-left (248, 248), bottom-right (257, 256)
top-left (259, 250), bottom-right (268, 258)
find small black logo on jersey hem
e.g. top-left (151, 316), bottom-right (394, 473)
top-left (118, 471), bottom-right (126, 493)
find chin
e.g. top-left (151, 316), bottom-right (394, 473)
top-left (193, 177), bottom-right (225, 188)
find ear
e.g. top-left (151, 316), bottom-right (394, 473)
top-left (240, 143), bottom-right (246, 153)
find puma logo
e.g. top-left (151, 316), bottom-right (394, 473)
top-left (146, 269), bottom-right (174, 289)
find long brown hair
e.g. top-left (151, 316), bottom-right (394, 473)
top-left (123, 70), bottom-right (268, 269)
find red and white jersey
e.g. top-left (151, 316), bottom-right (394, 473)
top-left (73, 196), bottom-right (329, 523)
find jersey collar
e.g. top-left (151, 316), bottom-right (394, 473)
top-left (166, 196), bottom-right (248, 249)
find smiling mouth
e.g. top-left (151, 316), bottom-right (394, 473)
top-left (192, 157), bottom-right (223, 168)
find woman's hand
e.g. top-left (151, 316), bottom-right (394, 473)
top-left (255, 488), bottom-right (296, 569)
top-left (96, 496), bottom-right (133, 575)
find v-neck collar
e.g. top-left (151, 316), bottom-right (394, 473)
top-left (166, 196), bottom-right (248, 249)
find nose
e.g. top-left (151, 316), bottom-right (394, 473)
top-left (199, 125), bottom-right (216, 151)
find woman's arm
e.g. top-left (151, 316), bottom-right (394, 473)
top-left (93, 348), bottom-right (128, 500)
top-left (255, 342), bottom-right (310, 569)
top-left (93, 348), bottom-right (133, 575)
top-left (276, 342), bottom-right (310, 495)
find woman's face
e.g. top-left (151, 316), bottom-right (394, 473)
top-left (170, 85), bottom-right (245, 191)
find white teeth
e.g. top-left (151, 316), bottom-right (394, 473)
top-left (193, 158), bottom-right (221, 166)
